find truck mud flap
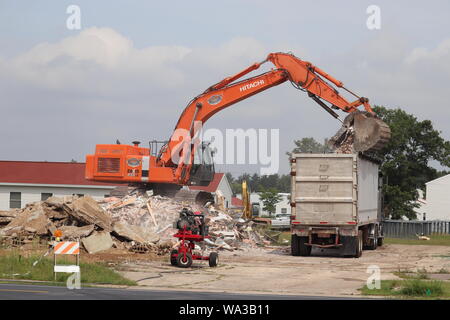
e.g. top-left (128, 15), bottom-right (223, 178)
top-left (340, 236), bottom-right (358, 256)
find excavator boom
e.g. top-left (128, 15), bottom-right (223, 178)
top-left (85, 52), bottom-right (390, 190)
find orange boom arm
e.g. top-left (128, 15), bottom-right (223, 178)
top-left (158, 52), bottom-right (374, 183)
top-left (86, 52), bottom-right (375, 187)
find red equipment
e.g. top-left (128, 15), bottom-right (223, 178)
top-left (170, 210), bottom-right (218, 268)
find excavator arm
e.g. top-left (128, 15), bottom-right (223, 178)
top-left (85, 52), bottom-right (390, 189)
top-left (158, 52), bottom-right (388, 184)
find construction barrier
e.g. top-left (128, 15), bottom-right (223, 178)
top-left (53, 241), bottom-right (80, 279)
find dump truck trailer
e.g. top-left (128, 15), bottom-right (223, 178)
top-left (290, 153), bottom-right (383, 258)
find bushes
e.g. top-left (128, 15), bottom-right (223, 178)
top-left (400, 279), bottom-right (444, 297)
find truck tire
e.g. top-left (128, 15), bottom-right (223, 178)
top-left (298, 237), bottom-right (311, 256)
top-left (367, 228), bottom-right (378, 250)
top-left (177, 252), bottom-right (193, 268)
top-left (377, 237), bottom-right (383, 247)
top-left (355, 230), bottom-right (363, 258)
top-left (291, 234), bottom-right (301, 256)
top-left (170, 249), bottom-right (178, 266)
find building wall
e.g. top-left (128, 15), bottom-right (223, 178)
top-left (248, 192), bottom-right (291, 217)
top-left (426, 175), bottom-right (450, 220)
top-left (216, 176), bottom-right (233, 209)
top-left (0, 184), bottom-right (114, 210)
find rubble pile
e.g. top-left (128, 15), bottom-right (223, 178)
top-left (334, 133), bottom-right (354, 154)
top-left (0, 193), bottom-right (270, 255)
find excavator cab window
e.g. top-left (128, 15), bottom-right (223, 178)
top-left (189, 142), bottom-right (215, 186)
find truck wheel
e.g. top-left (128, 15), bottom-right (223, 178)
top-left (209, 252), bottom-right (219, 267)
top-left (377, 237), bottom-right (383, 247)
top-left (177, 252), bottom-right (193, 268)
top-left (298, 237), bottom-right (311, 256)
top-left (170, 249), bottom-right (178, 266)
top-left (291, 234), bottom-right (300, 256)
top-left (355, 230), bottom-right (363, 258)
top-left (368, 228), bottom-right (378, 250)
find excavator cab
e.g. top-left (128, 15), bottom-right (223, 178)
top-left (188, 142), bottom-right (215, 186)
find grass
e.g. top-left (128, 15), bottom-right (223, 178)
top-left (0, 252), bottom-right (136, 286)
top-left (384, 234), bottom-right (450, 246)
top-left (361, 279), bottom-right (450, 298)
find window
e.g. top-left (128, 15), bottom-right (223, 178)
top-left (281, 208), bottom-right (287, 214)
top-left (41, 193), bottom-right (53, 201)
top-left (10, 192), bottom-right (21, 209)
top-left (73, 193), bottom-right (84, 197)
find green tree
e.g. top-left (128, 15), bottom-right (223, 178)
top-left (287, 137), bottom-right (332, 156)
top-left (373, 106), bottom-right (450, 220)
top-left (259, 188), bottom-right (282, 216)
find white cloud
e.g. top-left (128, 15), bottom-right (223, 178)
top-left (1, 27), bottom-right (450, 172)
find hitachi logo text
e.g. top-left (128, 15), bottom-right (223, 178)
top-left (240, 80), bottom-right (265, 92)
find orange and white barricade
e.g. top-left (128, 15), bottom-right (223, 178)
top-left (53, 241), bottom-right (80, 277)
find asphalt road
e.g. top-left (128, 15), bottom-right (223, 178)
top-left (0, 283), bottom-right (362, 300)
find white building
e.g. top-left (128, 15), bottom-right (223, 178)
top-left (0, 161), bottom-right (119, 211)
top-left (188, 173), bottom-right (233, 209)
top-left (424, 174), bottom-right (450, 220)
top-left (236, 192), bottom-right (291, 217)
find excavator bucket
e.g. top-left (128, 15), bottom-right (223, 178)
top-left (329, 111), bottom-right (391, 153)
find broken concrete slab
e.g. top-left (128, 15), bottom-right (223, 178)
top-left (1, 204), bottom-right (54, 236)
top-left (112, 222), bottom-right (160, 244)
top-left (44, 196), bottom-right (66, 209)
top-left (0, 209), bottom-right (20, 225)
top-left (81, 231), bottom-right (113, 254)
top-left (68, 196), bottom-right (112, 231)
top-left (59, 225), bottom-right (95, 239)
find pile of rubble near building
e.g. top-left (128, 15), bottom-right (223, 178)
top-left (0, 193), bottom-right (270, 255)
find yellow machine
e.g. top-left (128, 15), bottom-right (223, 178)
top-left (242, 180), bottom-right (252, 220)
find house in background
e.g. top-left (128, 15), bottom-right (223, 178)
top-left (188, 173), bottom-right (233, 209)
top-left (236, 192), bottom-right (291, 217)
top-left (0, 161), bottom-right (120, 211)
top-left (414, 189), bottom-right (427, 220)
top-left (424, 174), bottom-right (450, 220)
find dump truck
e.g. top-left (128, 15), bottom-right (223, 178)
top-left (290, 153), bottom-right (383, 258)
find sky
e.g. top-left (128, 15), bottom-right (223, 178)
top-left (0, 0), bottom-right (449, 176)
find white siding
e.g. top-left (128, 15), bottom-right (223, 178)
top-left (0, 184), bottom-right (115, 210)
top-left (216, 176), bottom-right (233, 209)
top-left (425, 175), bottom-right (450, 220)
top-left (247, 193), bottom-right (290, 217)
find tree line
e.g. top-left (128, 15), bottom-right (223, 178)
top-left (225, 172), bottom-right (290, 195)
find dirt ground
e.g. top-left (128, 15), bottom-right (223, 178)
top-left (117, 244), bottom-right (450, 297)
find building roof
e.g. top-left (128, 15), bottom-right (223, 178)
top-left (188, 173), bottom-right (225, 193)
top-left (0, 161), bottom-right (120, 187)
top-left (231, 197), bottom-right (244, 207)
top-left (426, 174), bottom-right (450, 186)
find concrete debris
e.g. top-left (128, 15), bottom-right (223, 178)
top-left (81, 231), bottom-right (114, 254)
top-left (59, 225), bottom-right (95, 239)
top-left (112, 221), bottom-right (160, 244)
top-left (69, 195), bottom-right (112, 232)
top-left (0, 192), bottom-right (271, 255)
top-left (0, 209), bottom-right (20, 225)
top-left (0, 204), bottom-right (54, 237)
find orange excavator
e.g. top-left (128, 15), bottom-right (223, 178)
top-left (85, 52), bottom-right (390, 199)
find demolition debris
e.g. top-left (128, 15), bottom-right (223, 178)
top-left (0, 193), bottom-right (271, 255)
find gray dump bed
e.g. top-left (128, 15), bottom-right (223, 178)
top-left (291, 153), bottom-right (379, 226)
